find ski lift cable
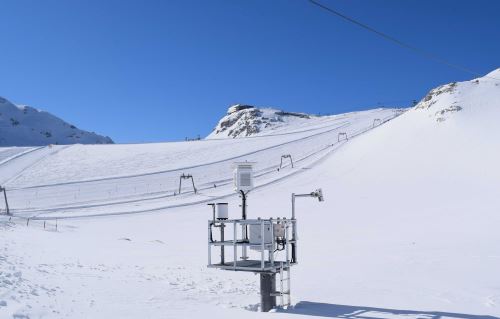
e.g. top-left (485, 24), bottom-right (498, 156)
top-left (307, 0), bottom-right (500, 81)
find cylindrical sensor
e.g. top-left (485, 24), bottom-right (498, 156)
top-left (216, 203), bottom-right (228, 220)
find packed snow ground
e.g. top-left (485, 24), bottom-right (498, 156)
top-left (1, 70), bottom-right (500, 319)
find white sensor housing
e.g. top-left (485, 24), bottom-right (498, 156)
top-left (233, 162), bottom-right (254, 192)
top-left (216, 203), bottom-right (228, 220)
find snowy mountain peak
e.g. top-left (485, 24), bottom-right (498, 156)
top-left (207, 104), bottom-right (314, 139)
top-left (0, 96), bottom-right (113, 146)
top-left (413, 68), bottom-right (500, 122)
top-left (485, 67), bottom-right (500, 78)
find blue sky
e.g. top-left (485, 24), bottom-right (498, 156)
top-left (1, 0), bottom-right (498, 143)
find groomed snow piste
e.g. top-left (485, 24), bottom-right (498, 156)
top-left (0, 69), bottom-right (499, 319)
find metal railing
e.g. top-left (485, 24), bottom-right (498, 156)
top-left (208, 218), bottom-right (296, 273)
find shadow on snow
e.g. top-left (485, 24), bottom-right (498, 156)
top-left (277, 301), bottom-right (499, 319)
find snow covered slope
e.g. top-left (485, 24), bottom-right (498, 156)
top-left (2, 108), bottom-right (399, 218)
top-left (1, 69), bottom-right (499, 319)
top-left (0, 96), bottom-right (113, 146)
top-left (207, 104), bottom-right (326, 139)
top-left (414, 68), bottom-right (500, 123)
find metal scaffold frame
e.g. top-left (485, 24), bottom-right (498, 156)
top-left (207, 160), bottom-right (325, 312)
top-left (207, 218), bottom-right (296, 273)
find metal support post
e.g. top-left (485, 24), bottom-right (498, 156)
top-left (233, 220), bottom-right (237, 270)
top-left (240, 190), bottom-right (248, 260)
top-left (290, 189), bottom-right (323, 264)
top-left (1, 187), bottom-right (10, 216)
top-left (291, 194), bottom-right (297, 263)
top-left (260, 219), bottom-right (265, 270)
top-left (191, 177), bottom-right (197, 194)
top-left (220, 222), bottom-right (225, 264)
top-left (260, 273), bottom-right (276, 312)
top-left (240, 190), bottom-right (247, 220)
top-left (207, 221), bottom-right (212, 266)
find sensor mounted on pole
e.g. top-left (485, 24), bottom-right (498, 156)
top-left (233, 162), bottom-right (255, 193)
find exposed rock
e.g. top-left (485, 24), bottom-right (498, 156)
top-left (207, 105), bottom-right (314, 139)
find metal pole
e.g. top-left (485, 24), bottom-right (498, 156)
top-left (2, 187), bottom-right (10, 216)
top-left (190, 176), bottom-right (196, 194)
top-left (261, 219), bottom-right (265, 270)
top-left (233, 220), bottom-right (237, 270)
top-left (240, 190), bottom-right (248, 260)
top-left (240, 190), bottom-right (247, 220)
top-left (285, 222), bottom-right (290, 267)
top-left (260, 273), bottom-right (276, 312)
top-left (178, 176), bottom-right (183, 194)
top-left (280, 263), bottom-right (284, 307)
top-left (220, 222), bottom-right (225, 264)
top-left (207, 221), bottom-right (212, 266)
top-left (270, 219), bottom-right (275, 268)
top-left (291, 194), bottom-right (296, 263)
top-left (290, 191), bottom-right (323, 264)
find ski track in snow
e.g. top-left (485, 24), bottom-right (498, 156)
top-left (0, 145), bottom-right (74, 186)
top-left (2, 70), bottom-right (499, 319)
top-left (2, 109), bottom-right (400, 220)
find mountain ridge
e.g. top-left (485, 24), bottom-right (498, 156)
top-left (0, 96), bottom-right (113, 146)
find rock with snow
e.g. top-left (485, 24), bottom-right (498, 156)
top-left (207, 104), bottom-right (315, 139)
top-left (0, 96), bottom-right (113, 146)
top-left (413, 68), bottom-right (500, 122)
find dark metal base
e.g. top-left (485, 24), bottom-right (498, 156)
top-left (260, 273), bottom-right (276, 312)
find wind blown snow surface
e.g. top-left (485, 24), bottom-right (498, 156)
top-left (1, 70), bottom-right (500, 319)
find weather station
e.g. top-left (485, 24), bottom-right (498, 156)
top-left (207, 162), bottom-right (324, 312)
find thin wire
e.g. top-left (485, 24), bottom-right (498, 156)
top-left (308, 0), bottom-right (499, 81)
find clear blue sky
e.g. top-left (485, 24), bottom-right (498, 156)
top-left (1, 0), bottom-right (498, 143)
